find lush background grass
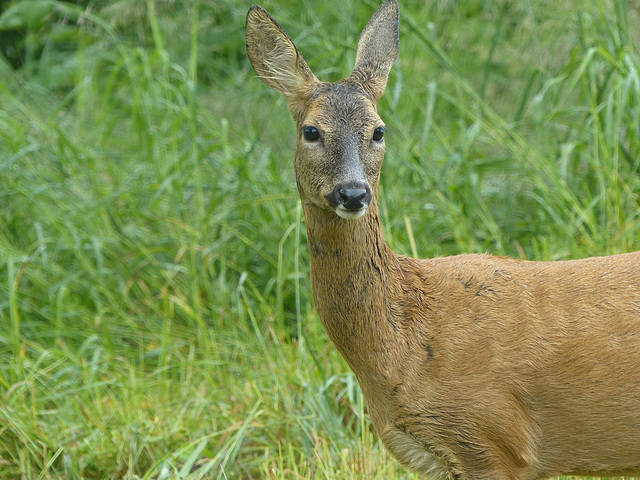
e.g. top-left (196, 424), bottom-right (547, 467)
top-left (1, 0), bottom-right (639, 478)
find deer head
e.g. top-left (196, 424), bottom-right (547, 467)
top-left (246, 0), bottom-right (399, 220)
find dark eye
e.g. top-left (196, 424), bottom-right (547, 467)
top-left (302, 126), bottom-right (320, 141)
top-left (373, 126), bottom-right (386, 142)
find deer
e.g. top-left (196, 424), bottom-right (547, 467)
top-left (245, 1), bottom-right (640, 479)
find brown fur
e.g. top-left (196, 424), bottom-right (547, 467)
top-left (245, 2), bottom-right (640, 479)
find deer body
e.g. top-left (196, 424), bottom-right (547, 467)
top-left (245, 2), bottom-right (640, 479)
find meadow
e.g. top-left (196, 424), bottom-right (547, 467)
top-left (1, 0), bottom-right (639, 478)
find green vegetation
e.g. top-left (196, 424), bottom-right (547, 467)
top-left (1, 0), bottom-right (639, 478)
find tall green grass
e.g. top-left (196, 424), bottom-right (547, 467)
top-left (0, 0), bottom-right (639, 478)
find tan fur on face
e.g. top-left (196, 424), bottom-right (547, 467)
top-left (293, 81), bottom-right (384, 213)
top-left (246, 2), bottom-right (640, 479)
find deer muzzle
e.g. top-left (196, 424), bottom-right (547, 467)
top-left (326, 182), bottom-right (372, 220)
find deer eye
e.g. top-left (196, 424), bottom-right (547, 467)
top-left (302, 126), bottom-right (320, 141)
top-left (372, 126), bottom-right (386, 142)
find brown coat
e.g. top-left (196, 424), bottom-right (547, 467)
top-left (246, 1), bottom-right (640, 478)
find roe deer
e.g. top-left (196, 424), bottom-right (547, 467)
top-left (245, 1), bottom-right (640, 479)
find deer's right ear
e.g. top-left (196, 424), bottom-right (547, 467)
top-left (246, 6), bottom-right (318, 106)
top-left (350, 0), bottom-right (399, 103)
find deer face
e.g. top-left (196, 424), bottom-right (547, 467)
top-left (294, 82), bottom-right (386, 219)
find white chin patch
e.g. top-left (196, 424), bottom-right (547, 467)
top-left (335, 205), bottom-right (367, 220)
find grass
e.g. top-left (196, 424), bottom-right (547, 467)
top-left (0, 0), bottom-right (639, 478)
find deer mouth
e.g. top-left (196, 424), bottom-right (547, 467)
top-left (335, 204), bottom-right (368, 220)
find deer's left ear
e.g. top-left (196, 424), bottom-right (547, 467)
top-left (246, 5), bottom-right (318, 108)
top-left (349, 0), bottom-right (399, 103)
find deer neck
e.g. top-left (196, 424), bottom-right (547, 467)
top-left (302, 197), bottom-right (400, 375)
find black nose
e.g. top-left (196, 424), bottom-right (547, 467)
top-left (339, 188), bottom-right (368, 210)
top-left (327, 183), bottom-right (372, 211)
